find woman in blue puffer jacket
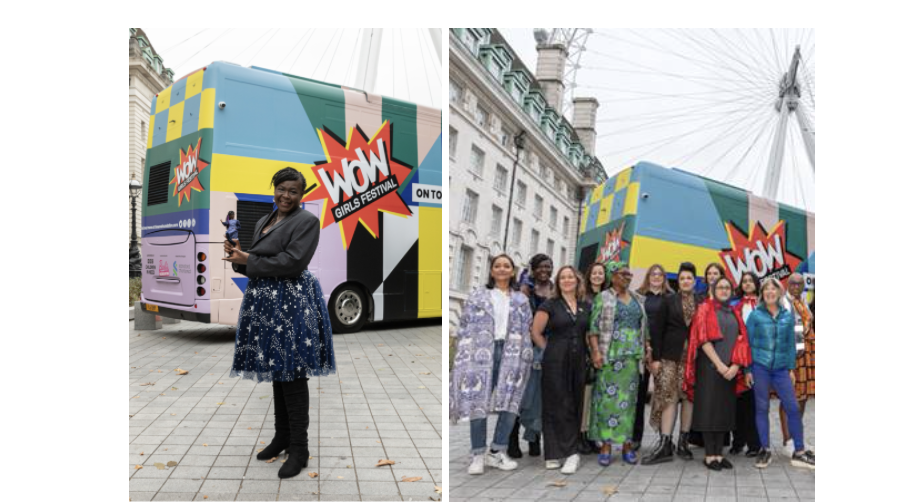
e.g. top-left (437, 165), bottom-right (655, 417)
top-left (745, 277), bottom-right (815, 471)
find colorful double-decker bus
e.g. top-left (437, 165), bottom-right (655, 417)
top-left (576, 161), bottom-right (814, 297)
top-left (139, 62), bottom-right (442, 333)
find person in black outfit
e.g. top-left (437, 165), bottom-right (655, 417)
top-left (642, 262), bottom-right (704, 465)
top-left (633, 264), bottom-right (673, 450)
top-left (730, 272), bottom-right (761, 457)
top-left (531, 266), bottom-right (592, 474)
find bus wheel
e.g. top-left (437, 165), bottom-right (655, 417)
top-left (329, 285), bottom-right (367, 333)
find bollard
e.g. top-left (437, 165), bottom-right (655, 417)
top-left (162, 316), bottom-right (180, 325)
top-left (134, 301), bottom-right (162, 330)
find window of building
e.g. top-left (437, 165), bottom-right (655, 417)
top-left (563, 216), bottom-right (570, 236)
top-left (141, 120), bottom-right (146, 140)
top-left (550, 206), bottom-right (558, 229)
top-left (500, 127), bottom-right (512, 149)
top-left (540, 164), bottom-right (550, 181)
top-left (462, 190), bottom-right (479, 224)
top-left (450, 79), bottom-right (461, 104)
top-left (452, 245), bottom-right (474, 291)
top-left (469, 145), bottom-right (485, 178)
top-left (534, 194), bottom-right (544, 219)
top-left (516, 181), bottom-right (527, 207)
top-left (494, 164), bottom-right (508, 193)
top-left (547, 239), bottom-right (555, 257)
top-left (530, 230), bottom-right (540, 255)
top-left (491, 205), bottom-right (503, 237)
top-left (475, 105), bottom-right (488, 128)
top-left (554, 174), bottom-right (563, 191)
top-left (512, 218), bottom-right (523, 246)
top-left (449, 127), bottom-right (458, 159)
top-left (560, 247), bottom-right (568, 266)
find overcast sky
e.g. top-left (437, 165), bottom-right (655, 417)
top-left (497, 28), bottom-right (814, 211)
top-left (142, 28), bottom-right (442, 109)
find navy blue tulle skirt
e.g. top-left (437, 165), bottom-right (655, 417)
top-left (230, 270), bottom-right (336, 382)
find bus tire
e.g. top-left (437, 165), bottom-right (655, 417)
top-left (328, 284), bottom-right (368, 334)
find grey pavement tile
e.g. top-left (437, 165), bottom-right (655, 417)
top-left (199, 479), bottom-right (243, 493)
top-left (608, 493), bottom-right (644, 502)
top-left (213, 455), bottom-right (252, 467)
top-left (673, 494), bottom-right (707, 502)
top-left (642, 493), bottom-right (675, 502)
top-left (279, 480), bottom-right (320, 494)
top-left (357, 481), bottom-right (400, 496)
top-left (207, 466), bottom-right (247, 479)
top-left (169, 466), bottom-right (211, 480)
top-left (358, 496), bottom-right (401, 501)
top-left (235, 494), bottom-right (280, 502)
top-left (318, 495), bottom-right (360, 502)
top-left (318, 468), bottom-right (358, 481)
top-left (355, 468), bottom-right (397, 482)
top-left (180, 454), bottom-right (217, 466)
top-left (277, 494), bottom-right (318, 501)
top-left (397, 481), bottom-right (440, 496)
top-left (318, 480), bottom-right (359, 494)
top-left (129, 492), bottom-right (157, 501)
top-left (129, 479), bottom-right (165, 492)
top-left (239, 479), bottom-right (282, 493)
top-left (158, 479), bottom-right (204, 493)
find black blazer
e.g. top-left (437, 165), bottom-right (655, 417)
top-left (651, 291), bottom-right (705, 363)
top-left (231, 207), bottom-right (320, 279)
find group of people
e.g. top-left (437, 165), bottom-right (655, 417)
top-left (449, 254), bottom-right (815, 477)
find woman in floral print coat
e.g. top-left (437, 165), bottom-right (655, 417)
top-left (449, 254), bottom-right (535, 476)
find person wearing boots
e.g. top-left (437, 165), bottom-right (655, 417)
top-left (224, 168), bottom-right (337, 479)
top-left (578, 263), bottom-right (608, 456)
top-left (588, 261), bottom-right (648, 466)
top-left (449, 254), bottom-right (534, 475)
top-left (779, 273), bottom-right (815, 456)
top-left (634, 264), bottom-right (672, 451)
top-left (513, 254), bottom-right (555, 458)
top-left (642, 262), bottom-right (704, 465)
top-left (683, 276), bottom-right (752, 471)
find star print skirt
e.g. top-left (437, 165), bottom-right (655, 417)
top-left (230, 270), bottom-right (336, 383)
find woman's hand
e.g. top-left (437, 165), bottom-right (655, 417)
top-left (723, 364), bottom-right (740, 381)
top-left (789, 370), bottom-right (796, 385)
top-left (222, 240), bottom-right (249, 265)
top-left (649, 360), bottom-right (662, 376)
top-left (592, 349), bottom-right (604, 369)
top-left (745, 373), bottom-right (754, 388)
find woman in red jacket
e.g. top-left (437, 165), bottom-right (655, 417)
top-left (684, 276), bottom-right (752, 471)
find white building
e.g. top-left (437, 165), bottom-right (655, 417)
top-left (448, 28), bottom-right (607, 332)
top-left (128, 28), bottom-right (173, 245)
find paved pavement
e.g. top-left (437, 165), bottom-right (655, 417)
top-left (449, 401), bottom-right (814, 502)
top-left (129, 318), bottom-right (442, 502)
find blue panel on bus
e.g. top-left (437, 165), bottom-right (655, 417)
top-left (152, 108), bottom-right (169, 147)
top-left (418, 134), bottom-right (442, 184)
top-left (170, 78), bottom-right (187, 107)
top-left (182, 93), bottom-right (201, 138)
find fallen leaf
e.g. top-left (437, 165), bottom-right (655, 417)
top-left (203, 496), bottom-right (208, 500)
top-left (261, 441), bottom-right (266, 445)
top-left (366, 426), bottom-right (369, 429)
top-left (402, 476), bottom-right (423, 482)
top-left (308, 472), bottom-right (319, 478)
top-left (140, 452), bottom-right (144, 456)
top-left (157, 370), bottom-right (162, 373)
top-left (219, 382), bottom-right (224, 385)
top-left (346, 465), bottom-right (352, 468)
top-left (337, 476), bottom-right (344, 479)
top-left (435, 486), bottom-right (442, 494)
top-left (195, 352), bottom-right (198, 354)
top-left (140, 382), bottom-right (154, 386)
top-left (159, 393), bottom-right (165, 396)
top-left (420, 372), bottom-right (431, 375)
top-left (175, 369), bottom-right (188, 375)
top-left (418, 386), bottom-right (426, 389)
top-left (166, 461), bottom-right (178, 467)
top-left (203, 444), bottom-right (208, 447)
top-left (162, 337), bottom-right (166, 339)
top-left (378, 344), bottom-right (384, 346)
top-left (154, 462), bottom-right (166, 470)
top-left (132, 396), bottom-right (140, 399)
top-left (257, 449), bottom-right (263, 453)
top-left (247, 427), bottom-right (252, 430)
top-left (547, 480), bottom-right (568, 487)
top-left (259, 395), bottom-right (269, 399)
top-left (309, 456), bottom-right (313, 460)
top-left (171, 387), bottom-right (178, 391)
top-left (135, 465), bottom-right (143, 470)
top-left (602, 485), bottom-right (619, 497)
top-left (170, 413), bottom-right (176, 416)
top-left (375, 440), bottom-right (381, 444)
top-left (163, 449), bottom-right (168, 451)
top-left (267, 457), bottom-right (278, 464)
top-left (216, 402), bottom-right (224, 406)
top-left (375, 459), bottom-right (396, 467)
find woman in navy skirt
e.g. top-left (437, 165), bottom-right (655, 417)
top-left (223, 167), bottom-right (336, 479)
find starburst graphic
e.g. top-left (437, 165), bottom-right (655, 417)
top-left (720, 221), bottom-right (802, 288)
top-left (169, 137), bottom-right (210, 206)
top-left (596, 221), bottom-right (631, 263)
top-left (302, 121), bottom-right (413, 249)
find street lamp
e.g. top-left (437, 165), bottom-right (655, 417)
top-left (502, 131), bottom-right (527, 251)
top-left (129, 179), bottom-right (143, 278)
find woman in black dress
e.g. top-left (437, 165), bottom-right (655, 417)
top-left (634, 264), bottom-right (672, 450)
top-left (531, 266), bottom-right (591, 474)
top-left (684, 276), bottom-right (752, 471)
top-left (223, 168), bottom-right (337, 479)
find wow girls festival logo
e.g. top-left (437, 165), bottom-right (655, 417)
top-left (720, 221), bottom-right (802, 287)
top-left (302, 121), bottom-right (413, 249)
top-left (169, 138), bottom-right (210, 206)
top-left (596, 222), bottom-right (630, 264)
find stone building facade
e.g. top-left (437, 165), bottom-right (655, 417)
top-left (448, 28), bottom-right (607, 332)
top-left (128, 28), bottom-right (173, 246)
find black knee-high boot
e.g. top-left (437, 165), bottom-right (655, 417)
top-left (278, 379), bottom-right (310, 479)
top-left (257, 381), bottom-right (290, 460)
top-left (507, 418), bottom-right (523, 459)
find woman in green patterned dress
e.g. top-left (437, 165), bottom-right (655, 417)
top-left (588, 261), bottom-right (649, 466)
